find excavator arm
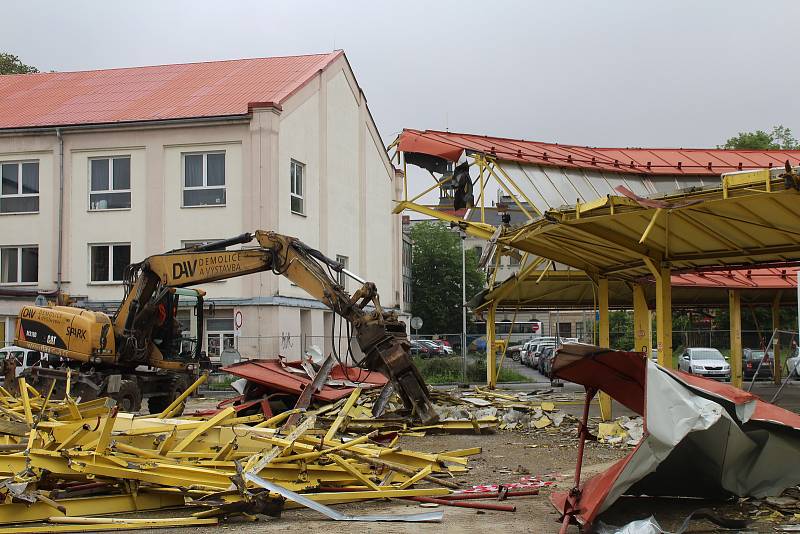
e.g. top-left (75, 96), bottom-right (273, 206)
top-left (118, 231), bottom-right (437, 424)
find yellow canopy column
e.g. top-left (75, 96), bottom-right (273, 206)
top-left (598, 277), bottom-right (612, 421)
top-left (486, 302), bottom-right (497, 387)
top-left (650, 262), bottom-right (673, 368)
top-left (633, 283), bottom-right (651, 356)
top-left (729, 290), bottom-right (743, 388)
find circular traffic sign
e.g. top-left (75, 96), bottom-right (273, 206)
top-left (410, 316), bottom-right (423, 330)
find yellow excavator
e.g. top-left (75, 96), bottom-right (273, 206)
top-left (14, 231), bottom-right (437, 423)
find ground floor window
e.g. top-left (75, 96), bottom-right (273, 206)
top-left (206, 310), bottom-right (235, 357)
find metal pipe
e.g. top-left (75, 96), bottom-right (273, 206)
top-left (405, 496), bottom-right (516, 512)
top-left (442, 490), bottom-right (539, 500)
top-left (56, 128), bottom-right (64, 292)
top-left (461, 232), bottom-right (467, 383)
top-left (559, 387), bottom-right (595, 534)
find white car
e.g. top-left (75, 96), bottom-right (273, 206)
top-left (678, 348), bottom-right (730, 380)
top-left (0, 345), bottom-right (44, 379)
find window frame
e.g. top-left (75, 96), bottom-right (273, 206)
top-left (0, 245), bottom-right (38, 285)
top-left (88, 156), bottom-right (132, 211)
top-left (290, 159), bottom-right (305, 216)
top-left (181, 151), bottom-right (226, 208)
top-left (206, 311), bottom-right (236, 358)
top-left (88, 242), bottom-right (131, 285)
top-left (1, 160), bottom-right (40, 215)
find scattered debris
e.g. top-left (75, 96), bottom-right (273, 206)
top-left (0, 377), bottom-right (481, 530)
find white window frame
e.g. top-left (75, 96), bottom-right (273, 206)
top-left (182, 151), bottom-right (226, 208)
top-left (88, 156), bottom-right (132, 211)
top-left (88, 243), bottom-right (131, 285)
top-left (290, 159), bottom-right (305, 215)
top-left (0, 245), bottom-right (38, 285)
top-left (206, 311), bottom-right (236, 358)
top-left (1, 160), bottom-right (39, 215)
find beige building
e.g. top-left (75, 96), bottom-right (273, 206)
top-left (0, 51), bottom-right (403, 360)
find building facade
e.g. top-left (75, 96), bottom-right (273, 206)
top-left (0, 51), bottom-right (404, 360)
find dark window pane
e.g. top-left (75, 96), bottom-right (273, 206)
top-left (91, 159), bottom-right (109, 191)
top-left (2, 164), bottom-right (18, 195)
top-left (21, 247), bottom-right (37, 283)
top-left (21, 163), bottom-right (38, 194)
top-left (112, 245), bottom-right (130, 281)
top-left (184, 188), bottom-right (225, 207)
top-left (290, 195), bottom-right (304, 214)
top-left (1, 248), bottom-right (18, 283)
top-left (207, 317), bottom-right (234, 331)
top-left (91, 246), bottom-right (109, 282)
top-left (113, 158), bottom-right (130, 190)
top-left (0, 196), bottom-right (38, 213)
top-left (185, 154), bottom-right (203, 187)
top-left (90, 192), bottom-right (131, 210)
top-left (206, 153), bottom-right (225, 186)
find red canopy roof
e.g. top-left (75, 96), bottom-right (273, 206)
top-left (398, 129), bottom-right (800, 176)
top-left (672, 267), bottom-right (799, 290)
top-left (0, 52), bottom-right (342, 129)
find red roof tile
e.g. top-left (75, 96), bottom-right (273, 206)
top-left (399, 129), bottom-right (800, 176)
top-left (0, 52), bottom-right (343, 129)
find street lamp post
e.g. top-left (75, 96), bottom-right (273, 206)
top-left (461, 231), bottom-right (467, 383)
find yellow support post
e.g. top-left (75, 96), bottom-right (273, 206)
top-left (773, 291), bottom-right (782, 385)
top-left (729, 290), bottom-right (743, 388)
top-left (649, 262), bottom-right (673, 368)
top-left (597, 278), bottom-right (612, 421)
top-left (158, 372), bottom-right (208, 419)
top-left (633, 283), bottom-right (651, 356)
top-left (486, 303), bottom-right (498, 388)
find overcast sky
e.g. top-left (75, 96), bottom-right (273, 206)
top-left (4, 0), bottom-right (799, 149)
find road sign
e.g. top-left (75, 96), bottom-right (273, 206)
top-left (410, 317), bottom-right (423, 331)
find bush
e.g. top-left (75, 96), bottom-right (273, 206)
top-left (413, 356), bottom-right (527, 385)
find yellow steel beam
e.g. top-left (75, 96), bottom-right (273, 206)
top-left (639, 208), bottom-right (663, 244)
top-left (730, 290), bottom-right (743, 388)
top-left (633, 283), bottom-right (651, 356)
top-left (172, 407), bottom-right (235, 453)
top-left (486, 303), bottom-right (498, 388)
top-left (0, 492), bottom-right (186, 526)
top-left (324, 388), bottom-right (361, 441)
top-left (483, 157), bottom-right (540, 217)
top-left (597, 278), bottom-right (612, 421)
top-left (157, 372), bottom-right (208, 418)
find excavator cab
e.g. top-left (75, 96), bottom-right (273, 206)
top-left (150, 287), bottom-right (205, 366)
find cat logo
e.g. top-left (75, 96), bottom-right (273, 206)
top-left (173, 260), bottom-right (197, 280)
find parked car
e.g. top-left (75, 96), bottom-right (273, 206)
top-left (743, 349), bottom-right (773, 380)
top-left (410, 340), bottom-right (434, 357)
top-left (519, 340), bottom-right (535, 367)
top-left (533, 341), bottom-right (557, 370)
top-left (416, 340), bottom-right (445, 357)
top-left (0, 345), bottom-right (44, 381)
top-left (678, 348), bottom-right (731, 380)
top-left (429, 340), bottom-right (454, 355)
top-left (539, 346), bottom-right (556, 377)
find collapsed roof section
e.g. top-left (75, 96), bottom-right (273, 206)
top-left (550, 343), bottom-right (800, 528)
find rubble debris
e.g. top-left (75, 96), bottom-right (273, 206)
top-left (0, 377), bottom-right (480, 530)
top-left (550, 343), bottom-right (800, 532)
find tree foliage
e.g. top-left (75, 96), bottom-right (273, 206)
top-left (409, 221), bottom-right (485, 334)
top-left (722, 125), bottom-right (798, 150)
top-left (0, 53), bottom-right (38, 75)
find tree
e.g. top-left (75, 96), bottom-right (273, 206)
top-left (722, 125), bottom-right (799, 150)
top-left (409, 221), bottom-right (485, 334)
top-left (0, 53), bottom-right (38, 75)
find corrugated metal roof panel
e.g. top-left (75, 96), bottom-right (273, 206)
top-left (0, 52), bottom-right (342, 128)
top-left (399, 129), bottom-right (800, 176)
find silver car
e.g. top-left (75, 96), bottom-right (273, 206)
top-left (678, 348), bottom-right (730, 380)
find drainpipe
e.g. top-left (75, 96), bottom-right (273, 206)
top-left (56, 128), bottom-right (64, 292)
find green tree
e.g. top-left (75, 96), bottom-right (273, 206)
top-left (0, 53), bottom-right (38, 75)
top-left (722, 125), bottom-right (798, 150)
top-left (409, 221), bottom-right (484, 334)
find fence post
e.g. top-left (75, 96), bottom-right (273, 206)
top-left (773, 292), bottom-right (783, 385)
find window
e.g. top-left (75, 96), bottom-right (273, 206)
top-left (206, 311), bottom-right (235, 357)
top-left (1, 161), bottom-right (39, 213)
top-left (90, 244), bottom-right (130, 283)
top-left (183, 152), bottom-right (225, 207)
top-left (90, 157), bottom-right (131, 210)
top-left (290, 159), bottom-right (304, 214)
top-left (336, 255), bottom-right (348, 289)
top-left (0, 246), bottom-right (38, 284)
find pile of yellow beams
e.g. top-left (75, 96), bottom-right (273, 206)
top-left (0, 381), bottom-right (479, 532)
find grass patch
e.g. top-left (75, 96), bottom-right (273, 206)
top-left (413, 356), bottom-right (528, 385)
